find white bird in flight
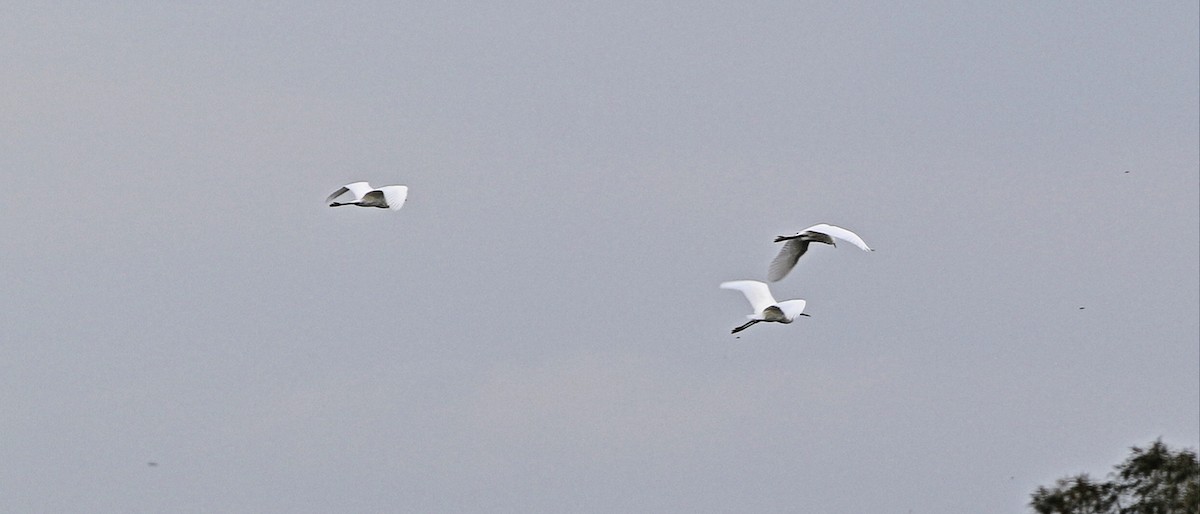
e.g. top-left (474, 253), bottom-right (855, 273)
top-left (768, 223), bottom-right (872, 282)
top-left (720, 280), bottom-right (809, 334)
top-left (326, 182), bottom-right (409, 211)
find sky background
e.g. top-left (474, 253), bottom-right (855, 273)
top-left (2, 2), bottom-right (1197, 512)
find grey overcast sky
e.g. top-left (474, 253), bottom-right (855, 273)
top-left (2, 2), bottom-right (1197, 512)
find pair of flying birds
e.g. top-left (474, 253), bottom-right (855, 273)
top-left (721, 224), bottom-right (872, 334)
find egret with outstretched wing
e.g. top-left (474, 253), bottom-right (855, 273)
top-left (768, 223), bottom-right (872, 281)
top-left (720, 280), bottom-right (809, 334)
top-left (327, 182), bottom-right (409, 211)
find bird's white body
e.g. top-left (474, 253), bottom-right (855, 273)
top-left (326, 181), bottom-right (409, 211)
top-left (719, 280), bottom-right (809, 334)
top-left (768, 223), bottom-right (872, 281)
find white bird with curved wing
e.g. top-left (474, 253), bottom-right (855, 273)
top-left (768, 223), bottom-right (872, 281)
top-left (720, 280), bottom-right (809, 334)
top-left (326, 181), bottom-right (409, 211)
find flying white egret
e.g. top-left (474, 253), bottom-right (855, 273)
top-left (768, 223), bottom-right (872, 281)
top-left (326, 182), bottom-right (409, 211)
top-left (719, 280), bottom-right (809, 334)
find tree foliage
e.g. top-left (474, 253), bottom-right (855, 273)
top-left (1031, 440), bottom-right (1200, 514)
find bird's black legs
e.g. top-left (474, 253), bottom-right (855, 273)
top-left (731, 319), bottom-right (760, 334)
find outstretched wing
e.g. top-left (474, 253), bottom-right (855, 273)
top-left (804, 223), bottom-right (872, 252)
top-left (326, 181), bottom-right (372, 204)
top-left (325, 187), bottom-right (350, 204)
top-left (775, 299), bottom-right (808, 321)
top-left (767, 239), bottom-right (810, 282)
top-left (378, 185), bottom-right (408, 211)
top-left (719, 280), bottom-right (777, 315)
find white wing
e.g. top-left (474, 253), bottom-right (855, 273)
top-left (720, 280), bottom-right (778, 315)
top-left (344, 182), bottom-right (373, 199)
top-left (378, 185), bottom-right (408, 211)
top-left (767, 239), bottom-right (809, 282)
top-left (804, 223), bottom-right (873, 252)
top-left (326, 181), bottom-right (373, 203)
top-left (775, 299), bottom-right (808, 321)
top-left (325, 187), bottom-right (351, 204)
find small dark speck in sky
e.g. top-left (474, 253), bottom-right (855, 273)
top-left (147, 462), bottom-right (158, 467)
